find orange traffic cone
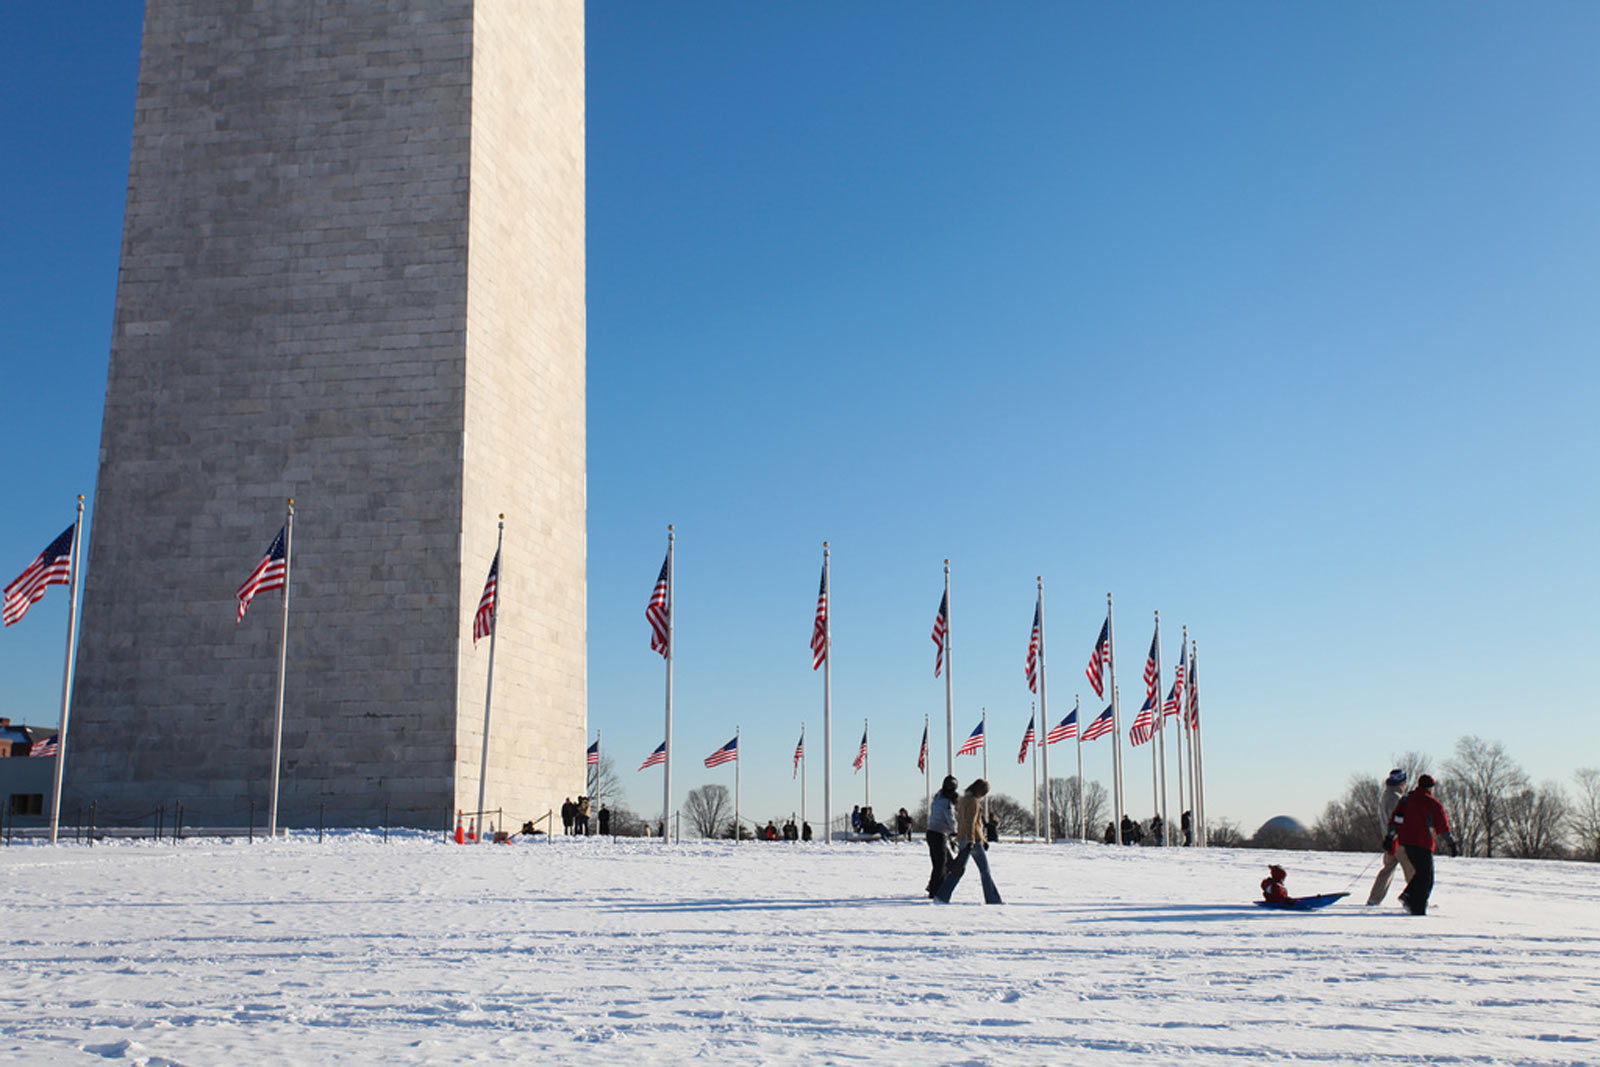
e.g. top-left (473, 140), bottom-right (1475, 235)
top-left (454, 811), bottom-right (465, 844)
top-left (467, 817), bottom-right (477, 843)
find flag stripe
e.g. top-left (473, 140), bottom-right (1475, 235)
top-left (235, 527), bottom-right (287, 624)
top-left (810, 565), bottom-right (828, 669)
top-left (646, 554), bottom-right (670, 657)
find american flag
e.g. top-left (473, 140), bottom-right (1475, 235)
top-left (917, 723), bottom-right (928, 773)
top-left (646, 554), bottom-right (670, 657)
top-left (586, 739), bottom-right (600, 766)
top-left (853, 728), bottom-right (868, 772)
top-left (1186, 651), bottom-right (1200, 730)
top-left (931, 592), bottom-right (949, 677)
top-left (3, 524), bottom-right (74, 628)
top-left (1163, 642), bottom-right (1187, 721)
top-left (638, 742), bottom-right (666, 770)
top-left (235, 527), bottom-right (287, 624)
top-left (473, 550), bottom-right (499, 646)
top-left (957, 721), bottom-right (984, 757)
top-left (1046, 708), bottom-right (1078, 745)
top-left (705, 736), bottom-right (739, 768)
top-left (1086, 619), bottom-right (1110, 698)
top-left (793, 730), bottom-right (804, 778)
top-left (1129, 695), bottom-right (1156, 746)
top-left (1017, 716), bottom-right (1035, 764)
top-left (1143, 627), bottom-right (1160, 706)
top-left (810, 564), bottom-right (829, 669)
top-left (1082, 705), bottom-right (1115, 742)
top-left (30, 735), bottom-right (59, 758)
top-left (1025, 601), bottom-right (1041, 693)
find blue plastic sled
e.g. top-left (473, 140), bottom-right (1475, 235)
top-left (1255, 892), bottom-right (1349, 911)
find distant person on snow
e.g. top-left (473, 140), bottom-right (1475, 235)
top-left (763, 820), bottom-right (779, 841)
top-left (598, 804), bottom-right (611, 837)
top-left (1103, 821), bottom-right (1116, 845)
top-left (1261, 864), bottom-right (1293, 904)
top-left (1181, 810), bottom-right (1193, 847)
top-left (561, 798), bottom-right (575, 835)
top-left (895, 807), bottom-right (913, 841)
top-left (926, 776), bottom-right (960, 898)
top-left (575, 795), bottom-right (591, 835)
top-left (934, 779), bottom-right (1003, 904)
top-left (1367, 769), bottom-right (1416, 906)
top-left (851, 805), bottom-right (862, 833)
top-left (1385, 773), bottom-right (1458, 916)
top-left (801, 821), bottom-right (813, 842)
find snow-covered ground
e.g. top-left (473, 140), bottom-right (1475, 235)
top-left (2, 833), bottom-right (1597, 1065)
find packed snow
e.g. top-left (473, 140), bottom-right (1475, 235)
top-left (2, 832), bottom-right (1597, 1065)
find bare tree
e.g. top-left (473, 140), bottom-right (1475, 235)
top-left (1040, 777), bottom-right (1108, 840)
top-left (1208, 818), bottom-right (1247, 848)
top-left (1390, 750), bottom-right (1432, 787)
top-left (1570, 768), bottom-right (1600, 862)
top-left (683, 784), bottom-right (731, 839)
top-left (1503, 782), bottom-right (1569, 859)
top-left (1312, 774), bottom-right (1384, 852)
top-left (1441, 736), bottom-right (1528, 858)
top-left (587, 755), bottom-right (622, 808)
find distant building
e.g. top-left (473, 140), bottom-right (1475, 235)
top-left (1, 718), bottom-right (57, 825)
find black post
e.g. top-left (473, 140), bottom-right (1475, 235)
top-left (248, 800), bottom-right (255, 844)
top-left (89, 801), bottom-right (96, 847)
top-left (384, 803), bottom-right (390, 844)
top-left (318, 802), bottom-right (324, 843)
top-left (156, 805), bottom-right (163, 841)
top-left (174, 802), bottom-right (182, 844)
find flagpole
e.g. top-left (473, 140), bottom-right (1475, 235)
top-left (943, 561), bottom-right (954, 777)
top-left (1175, 625), bottom-right (1187, 845)
top-left (475, 515), bottom-right (505, 843)
top-left (799, 722), bottom-right (806, 834)
top-left (663, 525), bottom-right (675, 845)
top-left (734, 724), bottom-right (741, 842)
top-left (863, 717), bottom-right (870, 811)
top-left (594, 729), bottom-right (602, 807)
top-left (1075, 694), bottom-right (1084, 841)
top-left (46, 495), bottom-right (86, 845)
top-left (1108, 594), bottom-right (1124, 845)
top-left (1154, 612), bottom-right (1169, 845)
top-left (821, 542), bottom-right (832, 847)
top-left (1037, 578), bottom-right (1051, 842)
top-left (1193, 640), bottom-right (1207, 848)
top-left (979, 707), bottom-right (989, 824)
top-left (267, 498), bottom-right (294, 840)
top-left (1031, 702), bottom-right (1039, 841)
top-left (923, 713), bottom-right (930, 828)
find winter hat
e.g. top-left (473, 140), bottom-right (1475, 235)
top-left (1385, 769), bottom-right (1407, 787)
top-left (941, 775), bottom-right (959, 793)
top-left (1417, 773), bottom-right (1436, 790)
top-left (1269, 864), bottom-right (1286, 878)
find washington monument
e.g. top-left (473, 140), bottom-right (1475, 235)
top-left (67, 0), bottom-right (587, 828)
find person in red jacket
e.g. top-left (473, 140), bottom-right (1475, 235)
top-left (1261, 864), bottom-right (1293, 905)
top-left (1384, 773), bottom-right (1458, 915)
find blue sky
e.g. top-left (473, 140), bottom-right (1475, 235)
top-left (3, 4), bottom-right (1597, 834)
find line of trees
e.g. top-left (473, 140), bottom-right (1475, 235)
top-left (1310, 736), bottom-right (1600, 862)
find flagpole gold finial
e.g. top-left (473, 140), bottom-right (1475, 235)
top-left (77, 494), bottom-right (85, 503)
top-left (287, 497), bottom-right (294, 506)
top-left (944, 558), bottom-right (950, 566)
top-left (823, 541), bottom-right (829, 548)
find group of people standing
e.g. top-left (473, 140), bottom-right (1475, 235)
top-left (560, 796), bottom-right (611, 836)
top-left (924, 776), bottom-right (1004, 904)
top-left (1369, 769), bottom-right (1457, 915)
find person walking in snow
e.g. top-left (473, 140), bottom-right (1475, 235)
top-left (934, 779), bottom-right (1003, 905)
top-left (1384, 773), bottom-right (1459, 916)
top-left (561, 798), bottom-right (575, 835)
top-left (1367, 769), bottom-right (1416, 906)
top-left (925, 775), bottom-right (959, 898)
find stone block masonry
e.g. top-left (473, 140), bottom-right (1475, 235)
top-left (67, 0), bottom-right (585, 830)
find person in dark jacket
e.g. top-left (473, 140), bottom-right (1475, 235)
top-left (801, 821), bottom-right (813, 841)
top-left (926, 776), bottom-right (960, 898)
top-left (561, 798), bottom-right (575, 835)
top-left (597, 804), bottom-right (611, 836)
top-left (895, 807), bottom-right (913, 841)
top-left (1181, 810), bottom-right (1194, 847)
top-left (1385, 773), bottom-right (1458, 915)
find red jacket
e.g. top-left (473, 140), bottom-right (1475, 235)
top-left (1261, 876), bottom-right (1291, 904)
top-left (1390, 789), bottom-right (1452, 851)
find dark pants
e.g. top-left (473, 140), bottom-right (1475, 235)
top-left (1402, 844), bottom-right (1435, 914)
top-left (925, 831), bottom-right (949, 896)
